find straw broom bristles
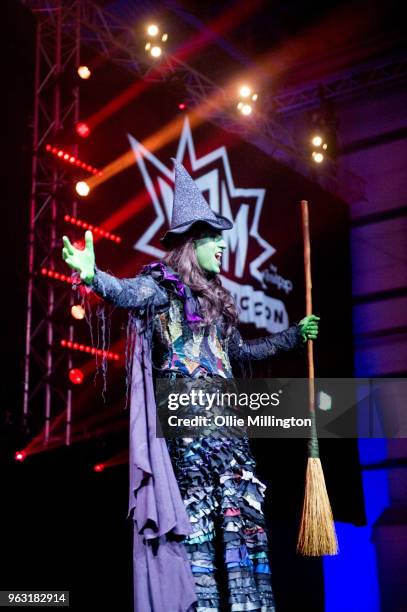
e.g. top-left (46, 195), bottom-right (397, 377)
top-left (297, 457), bottom-right (338, 556)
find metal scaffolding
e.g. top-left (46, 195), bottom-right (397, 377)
top-left (272, 56), bottom-right (407, 116)
top-left (23, 0), bottom-right (80, 445)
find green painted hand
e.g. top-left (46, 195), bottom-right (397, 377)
top-left (62, 230), bottom-right (95, 285)
top-left (298, 314), bottom-right (320, 342)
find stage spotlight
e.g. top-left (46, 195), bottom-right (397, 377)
top-left (239, 85), bottom-right (251, 98)
top-left (312, 151), bottom-right (324, 163)
top-left (61, 339), bottom-right (120, 360)
top-left (94, 463), bottom-right (105, 473)
top-left (41, 267), bottom-right (74, 284)
top-left (145, 24), bottom-right (168, 58)
top-left (76, 122), bottom-right (90, 138)
top-left (77, 65), bottom-right (91, 80)
top-left (310, 132), bottom-right (327, 163)
top-left (64, 215), bottom-right (121, 244)
top-left (69, 368), bottom-right (84, 385)
top-left (15, 451), bottom-right (26, 462)
top-left (147, 24), bottom-right (159, 36)
top-left (45, 148), bottom-right (102, 176)
top-left (178, 102), bottom-right (186, 110)
top-left (150, 46), bottom-right (162, 58)
top-left (237, 86), bottom-right (258, 116)
top-left (71, 305), bottom-right (85, 320)
top-left (75, 181), bottom-right (90, 197)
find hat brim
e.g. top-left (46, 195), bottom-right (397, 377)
top-left (160, 214), bottom-right (233, 248)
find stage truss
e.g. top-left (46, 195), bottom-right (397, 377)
top-left (23, 0), bottom-right (81, 445)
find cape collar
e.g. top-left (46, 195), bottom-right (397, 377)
top-left (141, 261), bottom-right (203, 324)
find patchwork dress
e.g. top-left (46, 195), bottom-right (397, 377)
top-left (90, 262), bottom-right (302, 612)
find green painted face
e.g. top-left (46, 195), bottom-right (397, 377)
top-left (194, 231), bottom-right (227, 274)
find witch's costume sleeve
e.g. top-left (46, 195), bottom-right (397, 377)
top-left (227, 324), bottom-right (303, 362)
top-left (90, 266), bottom-right (169, 311)
top-left (89, 266), bottom-right (198, 612)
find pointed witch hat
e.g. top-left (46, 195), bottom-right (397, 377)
top-left (160, 158), bottom-right (233, 248)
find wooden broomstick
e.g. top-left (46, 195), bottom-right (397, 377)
top-left (296, 200), bottom-right (338, 556)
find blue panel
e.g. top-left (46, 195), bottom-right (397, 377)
top-left (324, 522), bottom-right (380, 612)
top-left (358, 438), bottom-right (389, 525)
top-left (324, 438), bottom-right (390, 612)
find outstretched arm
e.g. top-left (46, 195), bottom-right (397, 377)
top-left (228, 315), bottom-right (320, 362)
top-left (89, 267), bottom-right (169, 311)
top-left (62, 230), bottom-right (168, 311)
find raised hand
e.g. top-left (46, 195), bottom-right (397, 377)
top-left (62, 230), bottom-right (95, 285)
top-left (298, 314), bottom-right (320, 342)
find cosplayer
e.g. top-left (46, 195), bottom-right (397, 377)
top-left (62, 160), bottom-right (319, 612)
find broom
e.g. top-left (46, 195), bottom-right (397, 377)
top-left (296, 200), bottom-right (338, 556)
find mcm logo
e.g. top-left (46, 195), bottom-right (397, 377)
top-left (127, 117), bottom-right (290, 332)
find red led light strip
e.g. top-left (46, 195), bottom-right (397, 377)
top-left (60, 339), bottom-right (120, 361)
top-left (41, 268), bottom-right (76, 284)
top-left (64, 215), bottom-right (122, 244)
top-left (45, 144), bottom-right (102, 176)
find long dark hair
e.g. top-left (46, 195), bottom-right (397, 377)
top-left (163, 231), bottom-right (238, 333)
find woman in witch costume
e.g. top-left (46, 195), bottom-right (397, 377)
top-left (62, 160), bottom-right (319, 612)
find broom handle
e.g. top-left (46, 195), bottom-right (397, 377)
top-left (301, 201), bottom-right (314, 377)
top-left (301, 201), bottom-right (318, 456)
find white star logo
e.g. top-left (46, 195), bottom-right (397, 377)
top-left (127, 117), bottom-right (276, 285)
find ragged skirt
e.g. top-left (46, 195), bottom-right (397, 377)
top-left (166, 435), bottom-right (276, 612)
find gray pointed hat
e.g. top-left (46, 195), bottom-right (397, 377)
top-left (160, 159), bottom-right (233, 247)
